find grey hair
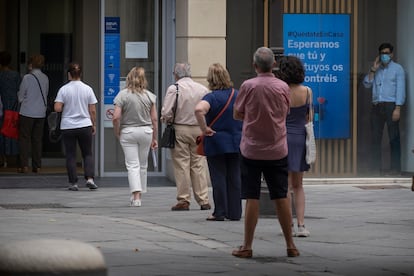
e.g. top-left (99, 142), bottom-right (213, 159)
top-left (174, 63), bottom-right (191, 79)
top-left (253, 47), bottom-right (275, 72)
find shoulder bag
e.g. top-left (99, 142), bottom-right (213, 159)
top-left (196, 88), bottom-right (235, 156)
top-left (305, 87), bottom-right (316, 164)
top-left (160, 84), bottom-right (179, 148)
top-left (31, 73), bottom-right (62, 142)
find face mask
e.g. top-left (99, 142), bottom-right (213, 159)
top-left (380, 54), bottom-right (391, 64)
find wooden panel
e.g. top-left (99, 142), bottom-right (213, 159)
top-left (315, 0), bottom-right (325, 13)
top-left (296, 0), bottom-right (301, 12)
top-left (322, 0), bottom-right (326, 12)
top-left (352, 0), bottom-right (358, 174)
top-left (340, 0), bottom-right (346, 13)
top-left (309, 0), bottom-right (314, 13)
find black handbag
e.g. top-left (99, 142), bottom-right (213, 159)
top-left (160, 123), bottom-right (176, 148)
top-left (47, 112), bottom-right (62, 143)
top-left (160, 84), bottom-right (179, 148)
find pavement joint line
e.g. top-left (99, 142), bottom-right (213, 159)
top-left (14, 208), bottom-right (234, 251)
top-left (32, 209), bottom-right (244, 255)
top-left (104, 217), bottom-right (231, 249)
top-left (27, 210), bottom-right (232, 250)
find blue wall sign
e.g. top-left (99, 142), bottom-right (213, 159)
top-left (283, 14), bottom-right (351, 139)
top-left (104, 17), bottom-right (120, 105)
top-left (105, 17), bottom-right (120, 33)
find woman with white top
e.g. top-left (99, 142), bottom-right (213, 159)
top-left (54, 62), bottom-right (98, 191)
top-left (112, 67), bottom-right (158, 207)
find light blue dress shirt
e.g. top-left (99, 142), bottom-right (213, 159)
top-left (363, 60), bottom-right (406, 106)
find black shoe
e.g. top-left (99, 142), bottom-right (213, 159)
top-left (411, 177), bottom-right (414, 192)
top-left (200, 203), bottom-right (211, 210)
top-left (226, 218), bottom-right (241, 221)
top-left (206, 215), bottom-right (225, 221)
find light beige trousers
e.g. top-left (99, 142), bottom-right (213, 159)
top-left (171, 124), bottom-right (210, 206)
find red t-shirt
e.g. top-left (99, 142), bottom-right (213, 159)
top-left (234, 72), bottom-right (290, 160)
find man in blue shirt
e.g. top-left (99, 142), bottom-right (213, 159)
top-left (363, 42), bottom-right (406, 175)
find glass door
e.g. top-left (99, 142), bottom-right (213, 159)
top-left (20, 0), bottom-right (75, 169)
top-left (101, 0), bottom-right (161, 176)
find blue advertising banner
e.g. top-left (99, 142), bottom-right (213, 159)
top-left (105, 17), bottom-right (120, 33)
top-left (104, 17), bottom-right (121, 106)
top-left (104, 51), bottom-right (120, 69)
top-left (104, 17), bottom-right (121, 127)
top-left (104, 35), bottom-right (120, 52)
top-left (283, 14), bottom-right (350, 139)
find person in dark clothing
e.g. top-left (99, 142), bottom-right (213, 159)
top-left (195, 63), bottom-right (242, 221)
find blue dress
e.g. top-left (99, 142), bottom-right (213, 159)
top-left (286, 103), bottom-right (310, 172)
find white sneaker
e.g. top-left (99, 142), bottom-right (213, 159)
top-left (296, 225), bottom-right (310, 237)
top-left (130, 199), bottom-right (141, 207)
top-left (68, 184), bottom-right (79, 191)
top-left (86, 179), bottom-right (98, 190)
top-left (280, 224), bottom-right (296, 237)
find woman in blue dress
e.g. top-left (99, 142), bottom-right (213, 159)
top-left (195, 63), bottom-right (242, 221)
top-left (276, 56), bottom-right (313, 237)
top-left (0, 51), bottom-right (21, 168)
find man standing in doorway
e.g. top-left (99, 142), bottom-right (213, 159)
top-left (232, 47), bottom-right (299, 258)
top-left (161, 63), bottom-right (211, 211)
top-left (363, 42), bottom-right (406, 175)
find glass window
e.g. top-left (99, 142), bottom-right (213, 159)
top-left (228, 0), bottom-right (413, 177)
top-left (103, 0), bottom-right (160, 174)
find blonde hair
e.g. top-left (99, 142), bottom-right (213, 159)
top-left (126, 67), bottom-right (148, 93)
top-left (206, 63), bottom-right (233, 90)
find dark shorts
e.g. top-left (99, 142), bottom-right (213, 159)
top-left (240, 155), bottom-right (288, 200)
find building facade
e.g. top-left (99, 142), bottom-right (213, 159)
top-left (1, 0), bottom-right (413, 180)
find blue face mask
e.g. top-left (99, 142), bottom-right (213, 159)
top-left (380, 54), bottom-right (391, 64)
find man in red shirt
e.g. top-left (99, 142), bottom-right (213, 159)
top-left (232, 47), bottom-right (299, 258)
